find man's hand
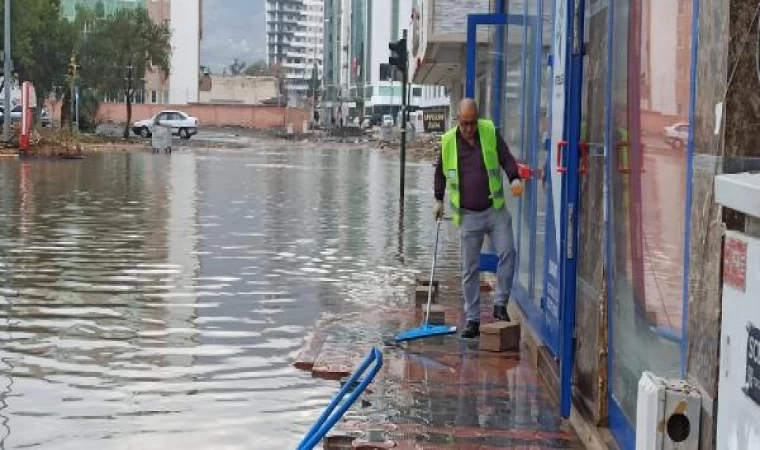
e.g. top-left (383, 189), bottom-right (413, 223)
top-left (510, 179), bottom-right (524, 197)
top-left (433, 200), bottom-right (444, 221)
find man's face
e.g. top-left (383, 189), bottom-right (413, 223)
top-left (458, 108), bottom-right (478, 141)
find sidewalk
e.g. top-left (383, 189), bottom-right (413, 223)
top-left (294, 274), bottom-right (582, 449)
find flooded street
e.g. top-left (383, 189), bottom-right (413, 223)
top-left (0, 140), bottom-right (456, 449)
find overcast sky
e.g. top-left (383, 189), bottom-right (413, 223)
top-left (201, 0), bottom-right (266, 74)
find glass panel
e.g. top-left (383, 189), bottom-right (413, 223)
top-left (609, 0), bottom-right (690, 422)
top-left (499, 0), bottom-right (531, 292)
top-left (534, 0), bottom-right (552, 301)
top-left (574, 0), bottom-right (610, 412)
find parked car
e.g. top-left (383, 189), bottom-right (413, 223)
top-left (40, 108), bottom-right (52, 128)
top-left (663, 122), bottom-right (688, 149)
top-left (132, 110), bottom-right (199, 139)
top-left (382, 114), bottom-right (394, 127)
top-left (0, 105), bottom-right (23, 125)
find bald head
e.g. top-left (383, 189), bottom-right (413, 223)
top-left (458, 98), bottom-right (479, 117)
top-left (457, 98), bottom-right (479, 142)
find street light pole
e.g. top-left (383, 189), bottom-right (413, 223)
top-left (3, 0), bottom-right (11, 142)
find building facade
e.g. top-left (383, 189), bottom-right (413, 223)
top-left (62, 0), bottom-right (202, 105)
top-left (167, 0), bottom-right (202, 104)
top-left (266, 0), bottom-right (324, 105)
top-left (321, 0), bottom-right (448, 126)
top-left (61, 0), bottom-right (145, 20)
top-left (410, 0), bottom-right (744, 448)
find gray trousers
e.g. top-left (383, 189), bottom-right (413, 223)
top-left (460, 207), bottom-right (516, 323)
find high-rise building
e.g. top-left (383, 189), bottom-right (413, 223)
top-left (321, 0), bottom-right (448, 126)
top-left (266, 0), bottom-right (324, 105)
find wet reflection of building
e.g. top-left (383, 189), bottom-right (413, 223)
top-left (164, 154), bottom-right (200, 367)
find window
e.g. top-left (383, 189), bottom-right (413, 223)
top-left (151, 91), bottom-right (157, 103)
top-left (412, 87), bottom-right (422, 97)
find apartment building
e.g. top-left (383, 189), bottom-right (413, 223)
top-left (266, 0), bottom-right (325, 105)
top-left (62, 0), bottom-right (202, 105)
top-left (321, 0), bottom-right (448, 125)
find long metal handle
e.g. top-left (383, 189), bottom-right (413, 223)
top-left (423, 220), bottom-right (441, 326)
top-left (297, 347), bottom-right (383, 450)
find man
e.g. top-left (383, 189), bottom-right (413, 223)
top-left (434, 98), bottom-right (523, 339)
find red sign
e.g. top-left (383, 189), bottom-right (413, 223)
top-left (724, 236), bottom-right (748, 292)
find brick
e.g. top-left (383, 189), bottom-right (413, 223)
top-left (426, 305), bottom-right (446, 325)
top-left (312, 365), bottom-right (352, 381)
top-left (352, 440), bottom-right (397, 449)
top-left (415, 278), bottom-right (439, 297)
top-left (323, 434), bottom-right (358, 450)
top-left (479, 321), bottom-right (521, 352)
top-left (414, 286), bottom-right (437, 308)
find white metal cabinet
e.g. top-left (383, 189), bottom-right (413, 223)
top-left (715, 174), bottom-right (760, 450)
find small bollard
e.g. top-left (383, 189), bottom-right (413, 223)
top-left (479, 321), bottom-right (521, 352)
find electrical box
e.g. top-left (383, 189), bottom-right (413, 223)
top-left (715, 173), bottom-right (760, 449)
top-left (635, 372), bottom-right (701, 450)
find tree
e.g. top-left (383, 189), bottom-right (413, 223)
top-left (307, 63), bottom-right (320, 100)
top-left (0, 0), bottom-right (77, 111)
top-left (80, 8), bottom-right (171, 138)
top-left (228, 58), bottom-right (246, 76)
top-left (243, 60), bottom-right (269, 77)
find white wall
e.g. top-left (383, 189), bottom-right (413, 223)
top-left (169, 0), bottom-right (201, 104)
top-left (648, 0), bottom-right (678, 115)
top-left (369, 0), bottom-right (392, 87)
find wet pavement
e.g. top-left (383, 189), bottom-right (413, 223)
top-left (0, 139), bottom-right (579, 449)
top-left (294, 274), bottom-right (582, 449)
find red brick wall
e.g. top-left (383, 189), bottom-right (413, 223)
top-left (96, 103), bottom-right (310, 132)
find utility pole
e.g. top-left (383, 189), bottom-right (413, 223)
top-left (3, 0), bottom-right (11, 142)
top-left (389, 29), bottom-right (408, 212)
top-left (68, 54), bottom-right (77, 133)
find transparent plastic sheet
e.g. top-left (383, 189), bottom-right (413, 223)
top-left (607, 0), bottom-right (693, 423)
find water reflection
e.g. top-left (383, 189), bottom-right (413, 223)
top-left (0, 143), bottom-right (452, 449)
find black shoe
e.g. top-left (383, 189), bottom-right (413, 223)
top-left (493, 305), bottom-right (510, 322)
top-left (461, 321), bottom-right (480, 339)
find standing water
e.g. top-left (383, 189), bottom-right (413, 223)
top-left (0, 141), bottom-right (458, 449)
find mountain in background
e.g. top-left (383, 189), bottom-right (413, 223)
top-left (201, 0), bottom-right (266, 74)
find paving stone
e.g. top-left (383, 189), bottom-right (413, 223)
top-left (414, 286), bottom-right (437, 308)
top-left (480, 321), bottom-right (521, 352)
top-left (415, 277), bottom-right (439, 297)
top-left (323, 434), bottom-right (358, 450)
top-left (351, 440), bottom-right (396, 449)
top-left (425, 305), bottom-right (446, 325)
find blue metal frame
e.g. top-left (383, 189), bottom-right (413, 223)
top-left (557, 0), bottom-right (586, 417)
top-left (465, 14), bottom-right (536, 98)
top-left (542, 0), bottom-right (561, 358)
top-left (492, 0), bottom-right (507, 126)
top-left (609, 398), bottom-right (636, 450)
top-left (527, 0), bottom-right (544, 302)
top-left (681, 0), bottom-right (700, 378)
top-left (297, 348), bottom-right (384, 450)
top-left (601, 0), bottom-right (635, 445)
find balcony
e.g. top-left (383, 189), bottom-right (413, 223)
top-left (411, 0), bottom-right (492, 86)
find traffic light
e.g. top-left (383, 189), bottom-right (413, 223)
top-left (388, 38), bottom-right (407, 74)
top-left (68, 55), bottom-right (77, 79)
